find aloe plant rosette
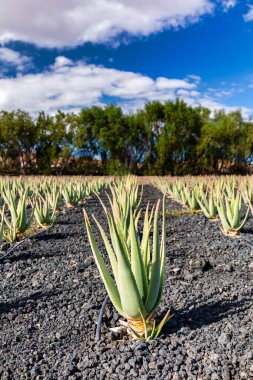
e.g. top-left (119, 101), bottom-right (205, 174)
top-left (217, 192), bottom-right (249, 236)
top-left (84, 197), bottom-right (171, 340)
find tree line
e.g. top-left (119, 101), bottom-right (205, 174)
top-left (0, 99), bottom-right (252, 175)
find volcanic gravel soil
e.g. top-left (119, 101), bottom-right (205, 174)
top-left (0, 185), bottom-right (253, 380)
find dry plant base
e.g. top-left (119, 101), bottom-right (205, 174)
top-left (221, 228), bottom-right (241, 237)
top-left (127, 317), bottom-right (155, 339)
top-left (166, 209), bottom-right (202, 217)
top-left (209, 217), bottom-right (219, 222)
top-left (23, 222), bottom-right (48, 237)
top-left (116, 319), bottom-right (155, 340)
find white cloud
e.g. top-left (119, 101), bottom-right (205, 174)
top-left (0, 56), bottom-right (250, 118)
top-left (0, 0), bottom-right (214, 48)
top-left (177, 89), bottom-right (201, 97)
top-left (0, 47), bottom-right (31, 71)
top-left (198, 96), bottom-right (252, 118)
top-left (186, 74), bottom-right (201, 83)
top-left (220, 0), bottom-right (237, 11)
top-left (53, 56), bottom-right (73, 68)
top-left (213, 90), bottom-right (233, 97)
top-left (206, 87), bottom-right (234, 98)
top-left (156, 77), bottom-right (196, 90)
top-left (0, 57), bottom-right (197, 113)
top-left (243, 5), bottom-right (253, 22)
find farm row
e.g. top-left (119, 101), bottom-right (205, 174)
top-left (0, 175), bottom-right (253, 379)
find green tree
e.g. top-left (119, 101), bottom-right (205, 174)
top-left (36, 111), bottom-right (75, 174)
top-left (156, 100), bottom-right (203, 175)
top-left (197, 110), bottom-right (248, 173)
top-left (143, 101), bottom-right (165, 173)
top-left (0, 110), bottom-right (38, 173)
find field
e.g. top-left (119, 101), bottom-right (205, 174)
top-left (0, 176), bottom-right (253, 379)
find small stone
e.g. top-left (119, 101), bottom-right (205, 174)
top-left (30, 365), bottom-right (40, 377)
top-left (209, 353), bottom-right (219, 362)
top-left (184, 272), bottom-right (194, 282)
top-left (171, 267), bottom-right (181, 273)
top-left (148, 362), bottom-right (156, 369)
top-left (223, 264), bottom-right (234, 272)
top-left (1, 243), bottom-right (11, 251)
top-left (5, 271), bottom-right (15, 279)
top-left (222, 368), bottom-right (231, 380)
top-left (239, 327), bottom-right (248, 338)
top-left (31, 273), bottom-right (40, 287)
top-left (245, 351), bottom-right (253, 360)
top-left (84, 257), bottom-right (93, 267)
top-left (218, 333), bottom-right (231, 345)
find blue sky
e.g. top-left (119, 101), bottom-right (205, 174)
top-left (0, 0), bottom-right (253, 117)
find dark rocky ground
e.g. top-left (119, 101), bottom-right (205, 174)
top-left (0, 185), bottom-right (253, 380)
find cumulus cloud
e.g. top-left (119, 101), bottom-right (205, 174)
top-left (186, 74), bottom-right (201, 84)
top-left (220, 0), bottom-right (237, 11)
top-left (156, 78), bottom-right (196, 90)
top-left (0, 57), bottom-right (198, 113)
top-left (243, 5), bottom-right (253, 22)
top-left (0, 47), bottom-right (31, 71)
top-left (199, 96), bottom-right (252, 118)
top-left (0, 0), bottom-right (214, 48)
top-left (0, 56), bottom-right (250, 117)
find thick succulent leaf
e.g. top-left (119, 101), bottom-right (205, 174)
top-left (110, 214), bottom-right (131, 262)
top-left (201, 192), bottom-right (209, 210)
top-left (151, 197), bottom-right (166, 312)
top-left (217, 201), bottom-right (231, 231)
top-left (231, 193), bottom-right (240, 228)
top-left (209, 195), bottom-right (217, 218)
top-left (109, 215), bottom-right (146, 319)
top-left (234, 206), bottom-right (250, 231)
top-left (141, 203), bottom-right (151, 270)
top-left (145, 200), bottom-right (161, 314)
top-left (134, 208), bottom-right (142, 232)
top-left (225, 197), bottom-right (233, 226)
top-left (92, 214), bottom-right (119, 285)
top-left (129, 211), bottom-right (148, 301)
top-left (83, 210), bottom-right (125, 317)
top-left (196, 194), bottom-right (211, 219)
top-left (3, 214), bottom-right (12, 229)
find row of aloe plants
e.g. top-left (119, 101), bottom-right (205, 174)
top-left (0, 176), bottom-right (107, 243)
top-left (153, 176), bottom-right (252, 236)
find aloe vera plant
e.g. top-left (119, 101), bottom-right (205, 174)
top-left (2, 189), bottom-right (33, 241)
top-left (169, 182), bottom-right (183, 202)
top-left (196, 190), bottom-right (218, 220)
top-left (84, 197), bottom-right (172, 341)
top-left (183, 186), bottom-right (200, 211)
top-left (34, 196), bottom-right (56, 227)
top-left (62, 183), bottom-right (80, 207)
top-left (217, 192), bottom-right (249, 235)
top-left (2, 217), bottom-right (17, 242)
top-left (46, 186), bottom-right (61, 211)
top-left (242, 185), bottom-right (253, 218)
